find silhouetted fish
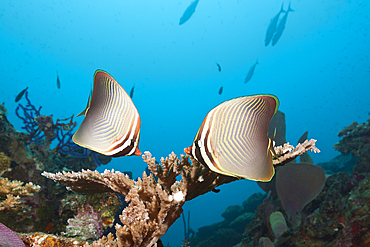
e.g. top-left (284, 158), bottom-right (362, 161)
top-left (216, 62), bottom-right (221, 72)
top-left (184, 94), bottom-right (279, 181)
top-left (265, 3), bottom-right (285, 46)
top-left (130, 85), bottom-right (135, 99)
top-left (218, 86), bottom-right (223, 95)
top-left (272, 3), bottom-right (293, 46)
top-left (179, 0), bottom-right (200, 25)
top-left (15, 87), bottom-right (28, 102)
top-left (244, 59), bottom-right (259, 83)
top-left (57, 71), bottom-right (61, 89)
top-left (73, 70), bottom-right (141, 157)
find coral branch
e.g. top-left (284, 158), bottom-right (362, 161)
top-left (0, 177), bottom-right (40, 212)
top-left (273, 139), bottom-right (320, 166)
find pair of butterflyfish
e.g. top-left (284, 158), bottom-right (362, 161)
top-left (73, 70), bottom-right (279, 182)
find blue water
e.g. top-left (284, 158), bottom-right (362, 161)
top-left (1, 0), bottom-right (369, 246)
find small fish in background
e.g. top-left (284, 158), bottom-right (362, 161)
top-left (216, 62), bottom-right (222, 72)
top-left (265, 3), bottom-right (285, 46)
top-left (129, 85), bottom-right (135, 99)
top-left (272, 2), bottom-right (294, 46)
top-left (179, 0), bottom-right (200, 25)
top-left (57, 70), bottom-right (61, 89)
top-left (218, 86), bottom-right (223, 95)
top-left (15, 87), bottom-right (28, 102)
top-left (244, 59), bottom-right (259, 84)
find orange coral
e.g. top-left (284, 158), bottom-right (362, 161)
top-left (20, 232), bottom-right (86, 247)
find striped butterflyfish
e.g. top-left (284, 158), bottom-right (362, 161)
top-left (72, 70), bottom-right (141, 157)
top-left (184, 94), bottom-right (279, 181)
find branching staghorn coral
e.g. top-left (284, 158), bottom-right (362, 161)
top-left (0, 177), bottom-right (40, 212)
top-left (42, 140), bottom-right (318, 247)
top-left (273, 139), bottom-right (320, 166)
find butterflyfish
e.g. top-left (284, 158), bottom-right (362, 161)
top-left (73, 70), bottom-right (141, 157)
top-left (15, 87), bottom-right (28, 102)
top-left (184, 94), bottom-right (279, 181)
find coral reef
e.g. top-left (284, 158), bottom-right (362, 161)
top-left (240, 171), bottom-right (370, 247)
top-left (190, 193), bottom-right (262, 247)
top-left (0, 100), bottom-right (118, 238)
top-left (1, 96), bottom-right (326, 246)
top-left (269, 211), bottom-right (288, 239)
top-left (0, 104), bottom-right (41, 215)
top-left (63, 203), bottom-right (103, 241)
top-left (42, 140), bottom-right (315, 247)
top-left (0, 177), bottom-right (40, 212)
top-left (15, 91), bottom-right (103, 170)
top-left (42, 152), bottom-right (234, 247)
top-left (317, 153), bottom-right (357, 175)
top-left (19, 232), bottom-right (86, 246)
top-left (276, 162), bottom-right (326, 221)
top-left (58, 192), bottom-right (120, 239)
top-left (0, 152), bottom-right (11, 176)
top-left (334, 118), bottom-right (370, 173)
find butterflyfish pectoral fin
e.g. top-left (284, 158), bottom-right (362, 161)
top-left (185, 94), bottom-right (279, 182)
top-left (73, 70), bottom-right (141, 157)
top-left (133, 147), bottom-right (142, 156)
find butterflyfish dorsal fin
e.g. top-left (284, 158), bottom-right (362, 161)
top-left (76, 94), bottom-right (91, 117)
